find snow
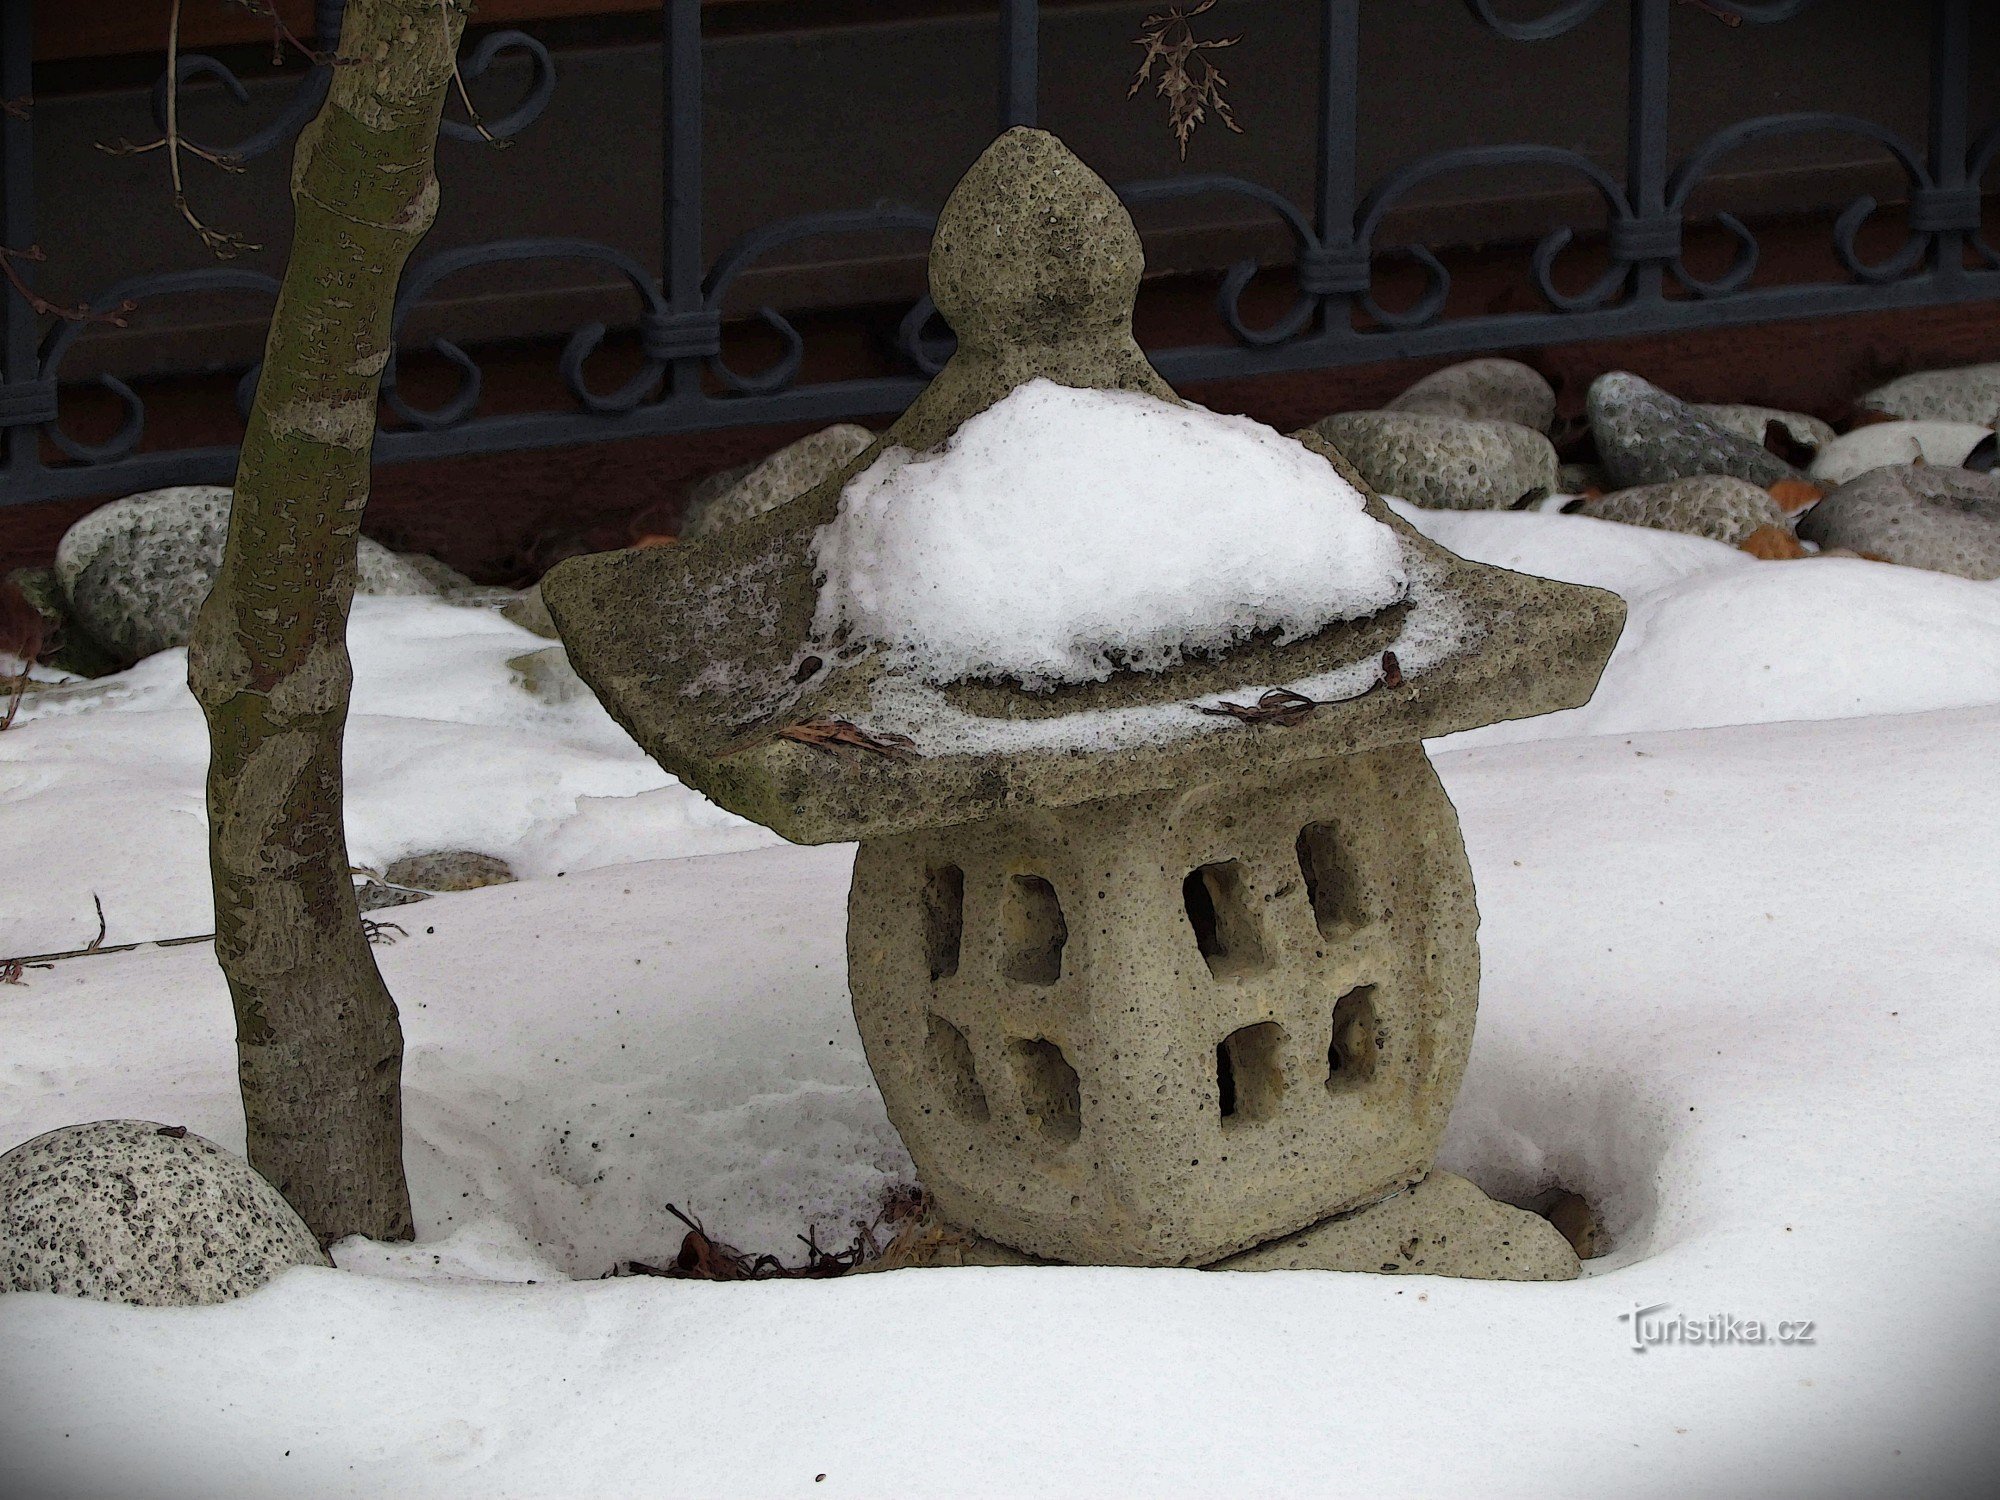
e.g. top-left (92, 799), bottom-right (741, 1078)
top-left (1385, 502), bottom-right (2000, 750)
top-left (5, 493), bottom-right (2000, 1497)
top-left (811, 380), bottom-right (1406, 687)
top-left (0, 596), bottom-right (775, 955)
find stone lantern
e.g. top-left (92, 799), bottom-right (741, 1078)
top-left (543, 129), bottom-right (1624, 1278)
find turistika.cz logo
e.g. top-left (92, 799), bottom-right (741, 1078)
top-left (1617, 1302), bottom-right (1818, 1353)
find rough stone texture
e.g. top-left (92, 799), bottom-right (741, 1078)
top-left (1796, 464), bottom-right (2000, 580)
top-left (542, 130), bottom-right (1624, 848)
top-left (1860, 362), bottom-right (2000, 425)
top-left (1309, 411), bottom-right (1558, 511)
top-left (542, 130), bottom-right (1623, 1282)
top-left (1807, 420), bottom-right (1992, 488)
top-left (382, 850), bottom-right (516, 892)
top-left (1580, 476), bottom-right (1789, 546)
top-left (0, 1120), bottom-right (328, 1306)
top-left (1692, 403), bottom-right (1835, 455)
top-left (1384, 358), bottom-right (1556, 433)
top-left (508, 645), bottom-right (588, 705)
top-left (399, 551), bottom-right (507, 604)
top-left (500, 584), bottom-right (560, 640)
top-left (849, 743), bottom-right (1476, 1267)
top-left (53, 486), bottom-right (442, 664)
top-left (869, 1172), bottom-right (1579, 1280)
top-left (1211, 1171), bottom-right (1578, 1279)
top-left (680, 424), bottom-right (875, 541)
top-left (1588, 372), bottom-right (1801, 490)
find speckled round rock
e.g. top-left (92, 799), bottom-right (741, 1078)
top-left (1860, 363), bottom-right (2000, 425)
top-left (1692, 403), bottom-right (1834, 456)
top-left (1385, 358), bottom-right (1555, 433)
top-left (1579, 476), bottom-right (1789, 546)
top-left (681, 424), bottom-right (875, 540)
top-left (54, 486), bottom-right (443, 665)
top-left (1588, 372), bottom-right (1800, 490)
top-left (1310, 411), bottom-right (1557, 510)
top-left (383, 849), bottom-right (517, 892)
top-left (1796, 465), bottom-right (2000, 580)
top-left (1, 1120), bottom-right (328, 1306)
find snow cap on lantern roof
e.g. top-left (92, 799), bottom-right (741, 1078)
top-left (541, 128), bottom-right (1625, 845)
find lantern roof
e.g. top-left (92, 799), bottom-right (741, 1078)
top-left (541, 129), bottom-right (1624, 845)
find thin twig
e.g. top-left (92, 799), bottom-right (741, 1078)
top-left (442, 0), bottom-right (505, 146)
top-left (0, 244), bottom-right (135, 326)
top-left (0, 932), bottom-right (214, 969)
top-left (96, 0), bottom-right (260, 258)
top-left (86, 894), bottom-right (107, 953)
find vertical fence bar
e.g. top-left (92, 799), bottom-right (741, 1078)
top-left (1000, 0), bottom-right (1039, 130)
top-left (1625, 0), bottom-right (1671, 305)
top-left (1, 0), bottom-right (45, 491)
top-left (1925, 0), bottom-right (1970, 285)
top-left (1311, 0), bottom-right (1361, 337)
top-left (663, 0), bottom-right (706, 401)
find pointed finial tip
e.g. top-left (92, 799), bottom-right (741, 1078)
top-left (929, 128), bottom-right (1144, 345)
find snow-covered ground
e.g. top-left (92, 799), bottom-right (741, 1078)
top-left (4, 505), bottom-right (1999, 1497)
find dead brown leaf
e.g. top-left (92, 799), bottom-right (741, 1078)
top-left (1197, 687), bottom-right (1319, 726)
top-left (1738, 524), bottom-right (1808, 560)
top-left (1380, 650), bottom-right (1404, 690)
top-left (1129, 0), bottom-right (1244, 160)
top-left (772, 716), bottom-right (918, 761)
top-left (1766, 478), bottom-right (1824, 514)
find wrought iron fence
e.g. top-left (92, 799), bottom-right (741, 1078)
top-left (2, 0), bottom-right (1995, 509)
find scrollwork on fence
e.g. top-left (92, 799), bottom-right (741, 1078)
top-left (37, 269), bottom-right (281, 463)
top-left (4, 0), bottom-right (1995, 509)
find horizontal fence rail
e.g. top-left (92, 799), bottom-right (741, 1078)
top-left (2, 0), bottom-right (1996, 507)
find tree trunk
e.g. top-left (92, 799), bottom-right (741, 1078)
top-left (188, 0), bottom-right (468, 1245)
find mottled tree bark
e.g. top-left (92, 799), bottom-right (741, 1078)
top-left (188, 0), bottom-right (467, 1244)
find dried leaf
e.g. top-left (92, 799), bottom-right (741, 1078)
top-left (1738, 524), bottom-right (1808, 560)
top-left (1766, 478), bottom-right (1824, 513)
top-left (1129, 0), bottom-right (1244, 159)
top-left (770, 716), bottom-right (919, 761)
top-left (1197, 687), bottom-right (1319, 726)
top-left (1380, 650), bottom-right (1404, 689)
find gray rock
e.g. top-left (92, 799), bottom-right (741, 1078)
top-left (54, 486), bottom-right (443, 664)
top-left (1796, 464), bottom-right (2000, 580)
top-left (1580, 476), bottom-right (1789, 546)
top-left (0, 1119), bottom-right (327, 1306)
top-left (382, 850), bottom-right (516, 893)
top-left (1309, 411), bottom-right (1558, 510)
top-left (1385, 358), bottom-right (1555, 433)
top-left (500, 583), bottom-right (560, 640)
top-left (508, 645), bottom-right (587, 705)
top-left (1860, 363), bottom-right (2000, 425)
top-left (680, 424), bottom-right (875, 541)
top-left (1692, 403), bottom-right (1835, 456)
top-left (1808, 421), bottom-right (1991, 488)
top-left (398, 552), bottom-right (509, 605)
top-left (1588, 372), bottom-right (1800, 490)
